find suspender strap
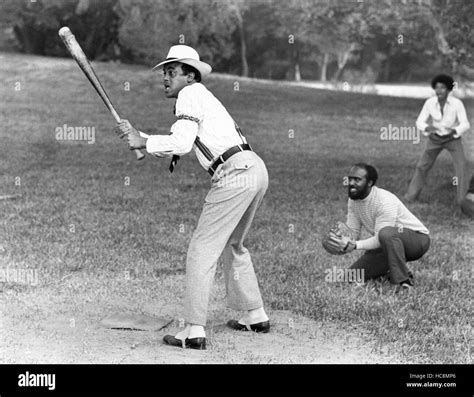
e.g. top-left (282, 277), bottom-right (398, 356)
top-left (192, 121), bottom-right (246, 165)
top-left (234, 121), bottom-right (246, 144)
top-left (169, 114), bottom-right (249, 173)
top-left (169, 136), bottom-right (213, 173)
top-left (194, 136), bottom-right (213, 161)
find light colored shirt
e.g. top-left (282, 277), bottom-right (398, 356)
top-left (138, 82), bottom-right (247, 170)
top-left (416, 95), bottom-right (470, 138)
top-left (346, 186), bottom-right (429, 251)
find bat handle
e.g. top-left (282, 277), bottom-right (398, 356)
top-left (114, 111), bottom-right (145, 161)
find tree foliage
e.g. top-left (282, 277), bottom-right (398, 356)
top-left (0, 0), bottom-right (472, 82)
top-left (116, 0), bottom-right (238, 67)
top-left (0, 0), bottom-right (120, 57)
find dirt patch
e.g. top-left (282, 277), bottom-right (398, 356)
top-left (0, 273), bottom-right (398, 364)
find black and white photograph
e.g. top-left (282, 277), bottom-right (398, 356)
top-left (0, 0), bottom-right (472, 394)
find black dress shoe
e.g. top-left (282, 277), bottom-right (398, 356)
top-left (227, 319), bottom-right (270, 333)
top-left (163, 335), bottom-right (206, 350)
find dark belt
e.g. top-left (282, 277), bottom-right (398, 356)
top-left (208, 143), bottom-right (252, 176)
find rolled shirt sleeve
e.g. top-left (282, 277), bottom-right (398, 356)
top-left (453, 100), bottom-right (470, 138)
top-left (137, 129), bottom-right (196, 157)
top-left (355, 236), bottom-right (379, 251)
top-left (416, 99), bottom-right (430, 136)
top-left (145, 126), bottom-right (197, 157)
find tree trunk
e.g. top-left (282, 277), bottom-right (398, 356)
top-left (236, 11), bottom-right (248, 77)
top-left (333, 44), bottom-right (355, 81)
top-left (333, 63), bottom-right (345, 81)
top-left (381, 46), bottom-right (393, 82)
top-left (381, 60), bottom-right (390, 82)
top-left (455, 62), bottom-right (474, 80)
top-left (294, 63), bottom-right (301, 81)
top-left (320, 52), bottom-right (329, 82)
top-left (75, 0), bottom-right (90, 14)
top-left (333, 45), bottom-right (353, 81)
top-left (423, 6), bottom-right (474, 79)
top-left (14, 25), bottom-right (45, 54)
top-left (294, 48), bottom-right (301, 81)
top-left (425, 8), bottom-right (452, 56)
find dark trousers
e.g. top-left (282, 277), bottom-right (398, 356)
top-left (406, 136), bottom-right (468, 204)
top-left (468, 174), bottom-right (474, 194)
top-left (349, 226), bottom-right (430, 284)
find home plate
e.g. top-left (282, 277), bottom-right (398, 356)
top-left (100, 314), bottom-right (173, 331)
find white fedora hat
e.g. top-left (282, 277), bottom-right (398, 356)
top-left (152, 45), bottom-right (212, 77)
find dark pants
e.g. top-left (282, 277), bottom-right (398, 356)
top-left (349, 226), bottom-right (430, 284)
top-left (468, 174), bottom-right (474, 194)
top-left (406, 136), bottom-right (468, 204)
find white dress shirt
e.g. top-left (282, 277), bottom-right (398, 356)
top-left (416, 95), bottom-right (470, 138)
top-left (346, 187), bottom-right (429, 251)
top-left (138, 83), bottom-right (247, 170)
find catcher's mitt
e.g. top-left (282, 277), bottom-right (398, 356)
top-left (321, 222), bottom-right (354, 255)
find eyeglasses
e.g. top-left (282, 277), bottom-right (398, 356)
top-left (162, 70), bottom-right (182, 79)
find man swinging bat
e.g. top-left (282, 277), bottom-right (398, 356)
top-left (115, 45), bottom-right (270, 350)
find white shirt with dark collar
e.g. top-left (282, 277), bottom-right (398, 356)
top-left (138, 82), bottom-right (247, 170)
top-left (416, 95), bottom-right (470, 138)
top-left (346, 186), bottom-right (429, 251)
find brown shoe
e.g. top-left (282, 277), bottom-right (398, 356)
top-left (163, 335), bottom-right (206, 350)
top-left (227, 319), bottom-right (270, 333)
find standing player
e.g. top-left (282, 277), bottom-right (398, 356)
top-left (404, 74), bottom-right (470, 204)
top-left (115, 45), bottom-right (270, 350)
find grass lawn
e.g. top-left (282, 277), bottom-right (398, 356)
top-left (0, 52), bottom-right (472, 363)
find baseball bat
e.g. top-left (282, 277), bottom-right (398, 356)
top-left (58, 26), bottom-right (145, 160)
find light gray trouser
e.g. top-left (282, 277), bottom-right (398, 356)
top-left (406, 136), bottom-right (468, 204)
top-left (184, 150), bottom-right (269, 326)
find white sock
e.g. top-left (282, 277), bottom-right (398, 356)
top-left (175, 324), bottom-right (206, 340)
top-left (238, 307), bottom-right (269, 325)
top-left (189, 325), bottom-right (206, 339)
top-left (175, 325), bottom-right (191, 341)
